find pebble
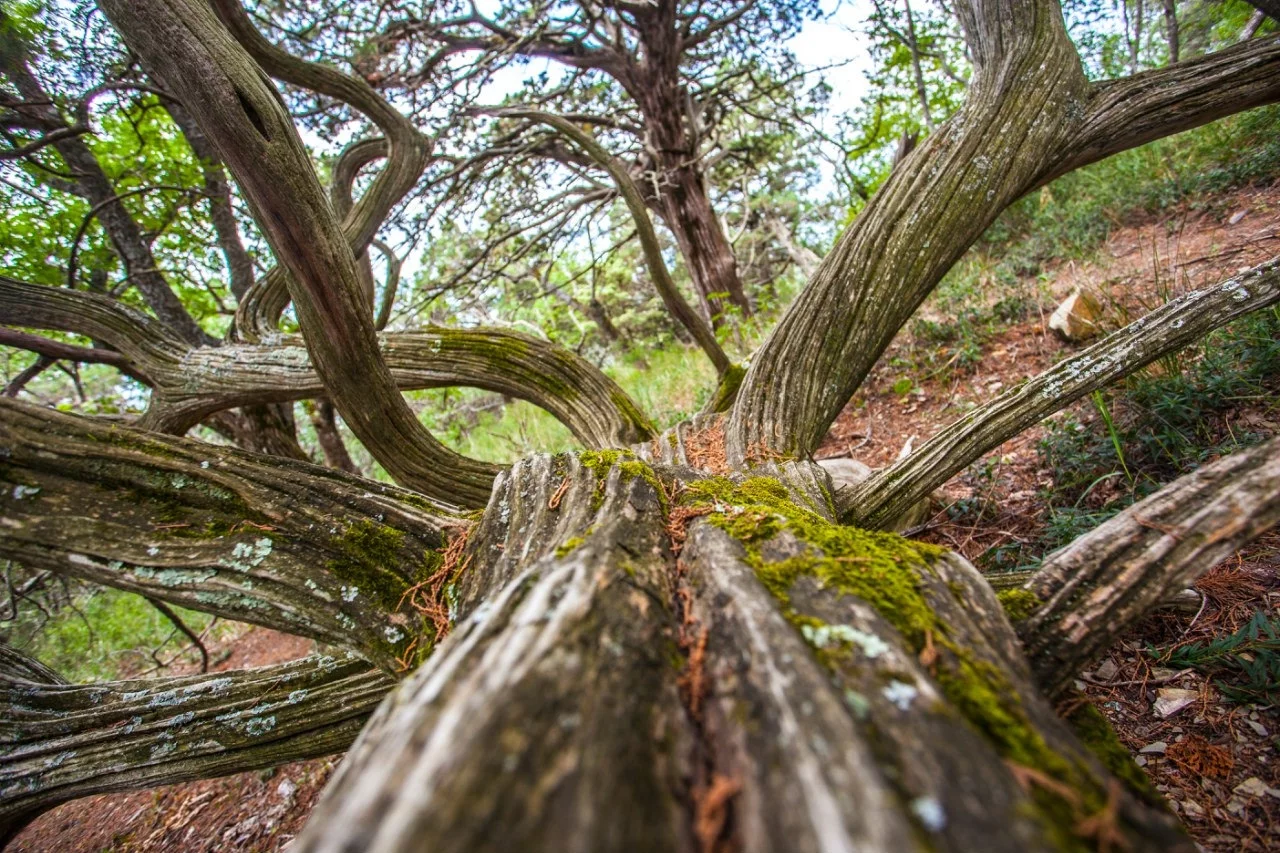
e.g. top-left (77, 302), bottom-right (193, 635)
top-left (1139, 741), bottom-right (1168, 755)
top-left (1094, 658), bottom-right (1118, 682)
top-left (1153, 687), bottom-right (1197, 719)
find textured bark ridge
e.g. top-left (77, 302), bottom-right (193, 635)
top-left (0, 651), bottom-right (391, 845)
top-left (1018, 435), bottom-right (1280, 698)
top-left (0, 399), bottom-right (458, 674)
top-left (294, 456), bottom-right (1190, 853)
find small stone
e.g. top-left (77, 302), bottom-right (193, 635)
top-left (1048, 289), bottom-right (1104, 342)
top-left (1139, 741), bottom-right (1168, 755)
top-left (1244, 719), bottom-right (1269, 737)
top-left (1226, 797), bottom-right (1247, 816)
top-left (1234, 777), bottom-right (1280, 799)
top-left (1134, 756), bottom-right (1148, 767)
top-left (1228, 209), bottom-right (1247, 225)
top-left (1094, 659), bottom-right (1119, 682)
top-left (1153, 687), bottom-right (1197, 719)
top-left (1181, 800), bottom-right (1204, 819)
top-left (277, 778), bottom-right (297, 800)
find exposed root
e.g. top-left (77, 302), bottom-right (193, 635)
top-left (1076, 780), bottom-right (1132, 853)
top-left (396, 523), bottom-right (475, 662)
top-left (692, 773), bottom-right (741, 853)
top-left (548, 476), bottom-right (570, 509)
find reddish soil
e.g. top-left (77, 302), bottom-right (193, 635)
top-left (818, 181), bottom-right (1280, 851)
top-left (11, 183), bottom-right (1280, 852)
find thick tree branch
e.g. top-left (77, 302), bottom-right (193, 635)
top-left (98, 0), bottom-right (498, 506)
top-left (490, 108), bottom-right (731, 375)
top-left (1046, 35), bottom-right (1280, 185)
top-left (212, 0), bottom-right (430, 339)
top-left (0, 651), bottom-right (392, 844)
top-left (0, 399), bottom-right (457, 673)
top-left (729, 2), bottom-right (1091, 460)
top-left (730, 7), bottom-right (1280, 462)
top-left (842, 259), bottom-right (1280, 529)
top-left (0, 328), bottom-right (129, 373)
top-left (1017, 435), bottom-right (1280, 698)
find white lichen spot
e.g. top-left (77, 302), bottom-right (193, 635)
top-left (341, 585), bottom-right (359, 603)
top-left (11, 485), bottom-right (41, 500)
top-left (287, 689), bottom-right (308, 705)
top-left (150, 739), bottom-right (177, 759)
top-left (222, 537), bottom-right (273, 572)
top-left (245, 716), bottom-right (276, 736)
top-left (146, 546), bottom-right (160, 557)
top-left (168, 711), bottom-right (196, 727)
top-left (910, 796), bottom-right (946, 831)
top-left (800, 623), bottom-right (890, 658)
top-left (882, 680), bottom-right (919, 711)
top-left (383, 625), bottom-right (405, 643)
top-left (42, 751), bottom-right (75, 769)
top-left (200, 461), bottom-right (210, 469)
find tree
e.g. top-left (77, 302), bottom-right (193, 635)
top-left (359, 0), bottom-right (827, 328)
top-left (2, 1), bottom-right (1279, 850)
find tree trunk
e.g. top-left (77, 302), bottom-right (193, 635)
top-left (293, 453), bottom-right (1188, 853)
top-left (659, 163), bottom-right (753, 327)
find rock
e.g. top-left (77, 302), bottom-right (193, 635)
top-left (1244, 719), bottom-right (1269, 738)
top-left (1234, 777), bottom-right (1280, 800)
top-left (1152, 687), bottom-right (1197, 719)
top-left (1228, 209), bottom-right (1247, 225)
top-left (817, 457), bottom-right (933, 534)
top-left (1181, 799), bottom-right (1204, 819)
top-left (1048, 289), bottom-right (1104, 342)
top-left (1094, 658), bottom-right (1119, 682)
top-left (1139, 741), bottom-right (1167, 755)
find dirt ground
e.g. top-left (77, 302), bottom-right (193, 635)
top-left (10, 182), bottom-right (1280, 851)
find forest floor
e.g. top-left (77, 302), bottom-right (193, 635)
top-left (11, 182), bottom-right (1280, 851)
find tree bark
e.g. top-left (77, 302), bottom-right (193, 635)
top-left (293, 454), bottom-right (1188, 852)
top-left (0, 651), bottom-right (390, 844)
top-left (0, 399), bottom-right (456, 673)
top-left (1018, 435), bottom-right (1280, 698)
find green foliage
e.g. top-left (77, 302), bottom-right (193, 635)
top-left (1150, 610), bottom-right (1280, 705)
top-left (3, 580), bottom-right (220, 683)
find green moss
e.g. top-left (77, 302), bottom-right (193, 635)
top-left (325, 519), bottom-right (413, 613)
top-left (610, 389), bottom-right (658, 439)
top-left (578, 450), bottom-right (668, 513)
top-left (1065, 702), bottom-right (1165, 809)
top-left (997, 588), bottom-right (1043, 624)
top-left (704, 363), bottom-right (746, 413)
top-left (555, 536), bottom-right (586, 558)
top-left (680, 474), bottom-right (1107, 848)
